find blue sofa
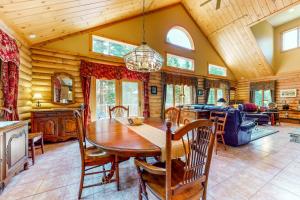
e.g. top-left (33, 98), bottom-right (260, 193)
top-left (238, 104), bottom-right (270, 125)
top-left (191, 104), bottom-right (256, 146)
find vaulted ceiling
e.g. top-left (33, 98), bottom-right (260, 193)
top-left (1, 0), bottom-right (300, 79)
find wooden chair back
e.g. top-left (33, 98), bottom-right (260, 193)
top-left (165, 119), bottom-right (217, 199)
top-left (109, 106), bottom-right (129, 118)
top-left (73, 110), bottom-right (86, 164)
top-left (164, 107), bottom-right (180, 125)
top-left (209, 111), bottom-right (227, 132)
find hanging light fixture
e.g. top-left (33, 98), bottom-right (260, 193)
top-left (124, 0), bottom-right (164, 72)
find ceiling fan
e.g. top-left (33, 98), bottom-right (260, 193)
top-left (200, 0), bottom-right (222, 10)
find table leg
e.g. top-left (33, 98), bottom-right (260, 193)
top-left (115, 155), bottom-right (120, 191)
top-left (271, 113), bottom-right (275, 126)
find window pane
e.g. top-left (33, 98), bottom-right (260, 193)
top-left (92, 36), bottom-right (136, 57)
top-left (282, 29), bottom-right (298, 51)
top-left (263, 90), bottom-right (272, 107)
top-left (165, 85), bottom-right (174, 108)
top-left (207, 88), bottom-right (215, 104)
top-left (217, 89), bottom-right (224, 101)
top-left (96, 80), bottom-right (116, 119)
top-left (166, 27), bottom-right (194, 49)
top-left (254, 90), bottom-right (263, 106)
top-left (122, 81), bottom-right (139, 116)
top-left (167, 53), bottom-right (194, 71)
top-left (208, 64), bottom-right (227, 76)
top-left (184, 85), bottom-right (193, 105)
top-left (175, 85), bottom-right (182, 106)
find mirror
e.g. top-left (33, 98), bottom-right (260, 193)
top-left (51, 73), bottom-right (74, 105)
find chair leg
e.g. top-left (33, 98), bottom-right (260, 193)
top-left (40, 137), bottom-right (44, 154)
top-left (30, 141), bottom-right (35, 165)
top-left (78, 166), bottom-right (85, 199)
top-left (220, 134), bottom-right (226, 151)
top-left (138, 182), bottom-right (142, 200)
top-left (215, 135), bottom-right (218, 155)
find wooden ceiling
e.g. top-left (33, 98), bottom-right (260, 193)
top-left (1, 0), bottom-right (300, 79)
top-left (0, 0), bottom-right (179, 44)
top-left (183, 0), bottom-right (300, 79)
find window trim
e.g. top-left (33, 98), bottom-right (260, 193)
top-left (90, 35), bottom-right (137, 58)
top-left (166, 26), bottom-right (195, 50)
top-left (281, 27), bottom-right (300, 52)
top-left (253, 89), bottom-right (271, 107)
top-left (208, 63), bottom-right (227, 77)
top-left (166, 53), bottom-right (195, 72)
top-left (207, 88), bottom-right (225, 105)
top-left (165, 84), bottom-right (194, 108)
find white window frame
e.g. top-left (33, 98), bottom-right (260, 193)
top-left (166, 84), bottom-right (194, 108)
top-left (166, 26), bottom-right (195, 50)
top-left (208, 64), bottom-right (227, 77)
top-left (281, 27), bottom-right (300, 52)
top-left (166, 53), bottom-right (195, 71)
top-left (91, 35), bottom-right (137, 57)
top-left (207, 88), bottom-right (225, 105)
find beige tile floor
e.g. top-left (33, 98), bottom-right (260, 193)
top-left (1, 124), bottom-right (300, 200)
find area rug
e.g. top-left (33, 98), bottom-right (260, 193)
top-left (251, 126), bottom-right (279, 141)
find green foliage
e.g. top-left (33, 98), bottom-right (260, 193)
top-left (209, 65), bottom-right (226, 76)
top-left (167, 54), bottom-right (193, 70)
top-left (93, 38), bottom-right (134, 58)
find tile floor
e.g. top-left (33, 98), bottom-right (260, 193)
top-left (1, 124), bottom-right (300, 200)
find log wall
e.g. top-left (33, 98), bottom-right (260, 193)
top-left (236, 73), bottom-right (300, 119)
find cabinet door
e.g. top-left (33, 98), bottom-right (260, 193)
top-left (61, 118), bottom-right (77, 137)
top-left (36, 118), bottom-right (58, 138)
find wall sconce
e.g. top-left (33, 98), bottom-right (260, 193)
top-left (33, 93), bottom-right (42, 107)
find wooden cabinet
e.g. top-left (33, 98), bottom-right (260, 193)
top-left (0, 121), bottom-right (28, 192)
top-left (31, 109), bottom-right (78, 142)
top-left (180, 109), bottom-right (210, 123)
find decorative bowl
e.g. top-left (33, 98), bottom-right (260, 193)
top-left (127, 117), bottom-right (144, 126)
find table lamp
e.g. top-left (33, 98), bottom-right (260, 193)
top-left (33, 93), bottom-right (42, 107)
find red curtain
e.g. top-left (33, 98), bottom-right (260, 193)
top-left (80, 60), bottom-right (150, 125)
top-left (0, 29), bottom-right (20, 120)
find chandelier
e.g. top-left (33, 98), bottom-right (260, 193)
top-left (124, 0), bottom-right (164, 73)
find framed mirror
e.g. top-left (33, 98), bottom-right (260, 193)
top-left (51, 72), bottom-right (75, 105)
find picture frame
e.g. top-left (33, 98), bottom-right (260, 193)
top-left (280, 89), bottom-right (297, 98)
top-left (150, 86), bottom-right (157, 95)
top-left (197, 89), bottom-right (204, 96)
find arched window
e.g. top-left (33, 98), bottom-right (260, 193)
top-left (166, 26), bottom-right (194, 50)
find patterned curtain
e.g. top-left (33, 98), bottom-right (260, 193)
top-left (0, 29), bottom-right (20, 120)
top-left (250, 80), bottom-right (276, 103)
top-left (204, 78), bottom-right (231, 103)
top-left (80, 60), bottom-right (150, 125)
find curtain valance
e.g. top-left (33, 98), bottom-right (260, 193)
top-left (204, 79), bottom-right (230, 90)
top-left (0, 29), bottom-right (20, 120)
top-left (80, 60), bottom-right (149, 82)
top-left (250, 81), bottom-right (275, 91)
top-left (161, 72), bottom-right (198, 86)
top-left (0, 29), bottom-right (20, 66)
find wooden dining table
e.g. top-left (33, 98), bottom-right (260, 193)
top-left (86, 117), bottom-right (177, 190)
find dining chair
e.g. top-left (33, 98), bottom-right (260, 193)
top-left (164, 107), bottom-right (180, 125)
top-left (74, 110), bottom-right (115, 199)
top-left (109, 105), bottom-right (129, 118)
top-left (209, 111), bottom-right (228, 154)
top-left (28, 132), bottom-right (44, 165)
top-left (135, 119), bottom-right (217, 200)
top-left (108, 105), bottom-right (130, 190)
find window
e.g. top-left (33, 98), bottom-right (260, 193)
top-left (166, 26), bottom-right (194, 50)
top-left (208, 64), bottom-right (227, 77)
top-left (95, 79), bottom-right (141, 119)
top-left (165, 85), bottom-right (194, 108)
top-left (207, 88), bottom-right (224, 105)
top-left (167, 53), bottom-right (194, 71)
top-left (254, 89), bottom-right (272, 107)
top-left (92, 35), bottom-right (136, 58)
top-left (282, 28), bottom-right (300, 51)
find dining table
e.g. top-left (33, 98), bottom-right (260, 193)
top-left (86, 117), bottom-right (179, 190)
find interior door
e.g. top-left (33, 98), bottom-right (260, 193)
top-left (121, 81), bottom-right (140, 117)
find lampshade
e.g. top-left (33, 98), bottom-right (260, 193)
top-left (217, 98), bottom-right (226, 103)
top-left (124, 43), bottom-right (164, 73)
top-left (33, 93), bottom-right (42, 99)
